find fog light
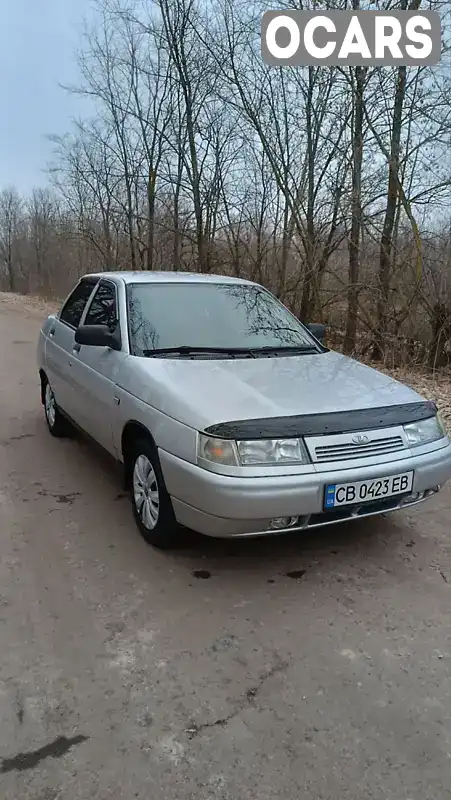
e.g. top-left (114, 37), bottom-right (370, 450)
top-left (402, 491), bottom-right (424, 505)
top-left (268, 516), bottom-right (299, 530)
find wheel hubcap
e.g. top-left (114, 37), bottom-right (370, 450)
top-left (45, 383), bottom-right (56, 428)
top-left (133, 454), bottom-right (160, 530)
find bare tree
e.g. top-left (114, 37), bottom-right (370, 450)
top-left (343, 62), bottom-right (367, 354)
top-left (0, 188), bottom-right (23, 292)
top-left (2, 0), bottom-right (451, 370)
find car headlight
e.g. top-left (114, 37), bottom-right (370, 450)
top-left (236, 438), bottom-right (309, 465)
top-left (197, 434), bottom-right (310, 466)
top-left (403, 414), bottom-right (446, 447)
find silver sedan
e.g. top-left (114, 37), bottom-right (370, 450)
top-left (37, 271), bottom-right (451, 549)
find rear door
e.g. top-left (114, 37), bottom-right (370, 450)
top-left (68, 278), bottom-right (128, 456)
top-left (44, 277), bottom-right (99, 420)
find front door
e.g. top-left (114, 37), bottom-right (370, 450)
top-left (69, 279), bottom-right (128, 456)
top-left (44, 277), bottom-right (99, 420)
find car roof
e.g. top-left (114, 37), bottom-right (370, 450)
top-left (82, 270), bottom-right (257, 287)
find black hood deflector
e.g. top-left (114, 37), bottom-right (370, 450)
top-left (204, 401), bottom-right (437, 440)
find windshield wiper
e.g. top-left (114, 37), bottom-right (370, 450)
top-left (142, 344), bottom-right (320, 358)
top-left (142, 346), bottom-right (257, 357)
top-left (249, 345), bottom-right (318, 353)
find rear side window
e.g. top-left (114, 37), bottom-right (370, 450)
top-left (60, 281), bottom-right (97, 328)
top-left (84, 281), bottom-right (117, 328)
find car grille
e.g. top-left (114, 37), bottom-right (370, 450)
top-left (314, 434), bottom-right (405, 463)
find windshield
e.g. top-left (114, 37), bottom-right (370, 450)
top-left (126, 281), bottom-right (318, 356)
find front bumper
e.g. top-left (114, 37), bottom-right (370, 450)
top-left (159, 441), bottom-right (451, 538)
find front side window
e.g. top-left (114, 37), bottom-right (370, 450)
top-left (84, 281), bottom-right (117, 328)
top-left (126, 282), bottom-right (318, 356)
top-left (59, 280), bottom-right (98, 328)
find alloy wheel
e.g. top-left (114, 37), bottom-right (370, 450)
top-left (133, 454), bottom-right (160, 530)
top-left (45, 383), bottom-right (56, 428)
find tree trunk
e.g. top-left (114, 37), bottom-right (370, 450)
top-left (172, 149), bottom-right (183, 270)
top-left (301, 67), bottom-right (316, 322)
top-left (371, 0), bottom-right (420, 358)
top-left (146, 168), bottom-right (156, 271)
top-left (343, 64), bottom-right (366, 354)
top-left (6, 233), bottom-right (14, 292)
top-left (372, 65), bottom-right (407, 360)
top-left (429, 303), bottom-right (451, 369)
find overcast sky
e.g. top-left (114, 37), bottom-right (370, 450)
top-left (1, 0), bottom-right (92, 194)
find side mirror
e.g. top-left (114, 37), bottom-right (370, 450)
top-left (75, 324), bottom-right (121, 351)
top-left (306, 323), bottom-right (327, 343)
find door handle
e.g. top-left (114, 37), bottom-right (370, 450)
top-left (73, 343), bottom-right (81, 354)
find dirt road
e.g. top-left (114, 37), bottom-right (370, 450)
top-left (1, 293), bottom-right (451, 800)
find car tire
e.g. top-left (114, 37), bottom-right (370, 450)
top-left (43, 379), bottom-right (72, 438)
top-left (129, 437), bottom-right (182, 549)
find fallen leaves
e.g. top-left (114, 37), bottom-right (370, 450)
top-left (375, 364), bottom-right (451, 433)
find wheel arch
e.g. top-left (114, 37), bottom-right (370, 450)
top-left (121, 420), bottom-right (156, 488)
top-left (39, 369), bottom-right (48, 405)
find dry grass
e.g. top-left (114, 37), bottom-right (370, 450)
top-left (370, 363), bottom-right (451, 433)
top-left (0, 291), bottom-right (60, 318)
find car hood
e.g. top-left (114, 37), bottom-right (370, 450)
top-left (122, 350), bottom-right (425, 432)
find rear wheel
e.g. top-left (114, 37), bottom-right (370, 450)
top-left (130, 438), bottom-right (182, 549)
top-left (43, 380), bottom-right (72, 438)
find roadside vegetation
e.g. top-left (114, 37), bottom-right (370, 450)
top-left (1, 1), bottom-right (450, 402)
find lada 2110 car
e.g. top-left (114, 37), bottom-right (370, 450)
top-left (37, 272), bottom-right (451, 549)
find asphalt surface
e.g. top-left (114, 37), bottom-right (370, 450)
top-left (1, 294), bottom-right (451, 800)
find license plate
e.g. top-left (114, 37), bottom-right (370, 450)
top-left (324, 470), bottom-right (414, 510)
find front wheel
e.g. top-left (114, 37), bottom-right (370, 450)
top-left (43, 380), bottom-right (72, 438)
top-left (130, 438), bottom-right (182, 549)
